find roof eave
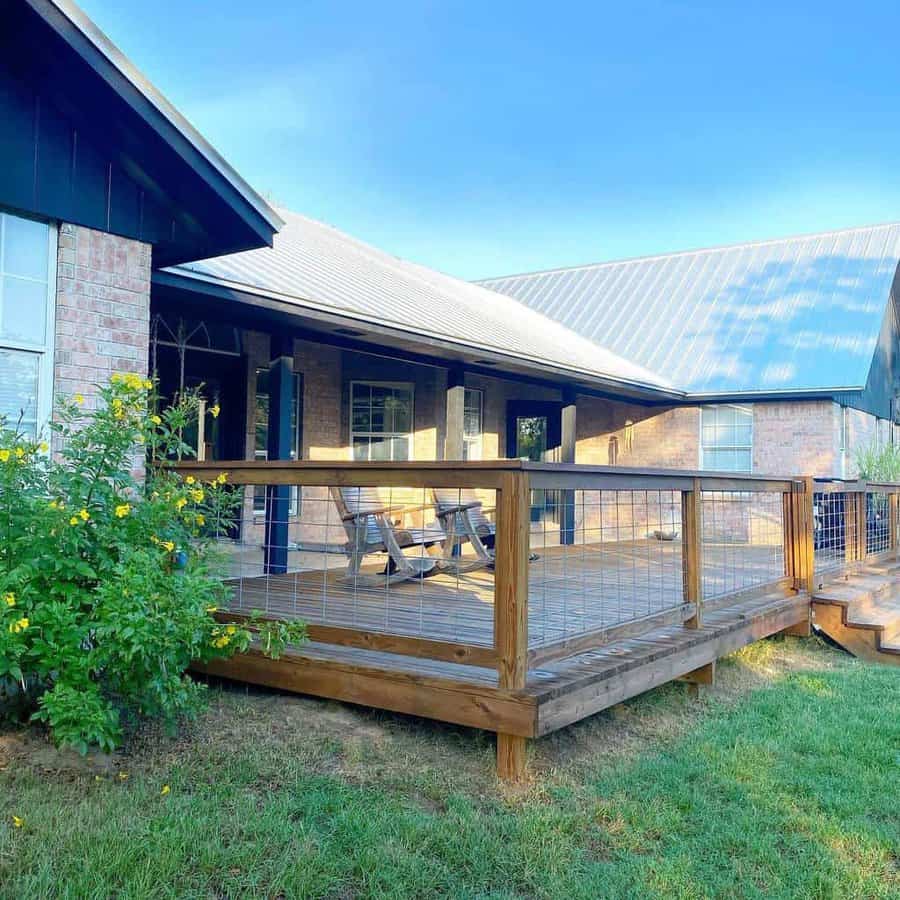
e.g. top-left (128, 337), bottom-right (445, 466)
top-left (31, 0), bottom-right (283, 246)
top-left (155, 267), bottom-right (685, 404)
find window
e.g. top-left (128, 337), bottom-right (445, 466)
top-left (253, 368), bottom-right (302, 516)
top-left (462, 388), bottom-right (483, 460)
top-left (350, 382), bottom-right (413, 461)
top-left (700, 405), bottom-right (752, 472)
top-left (0, 212), bottom-right (54, 438)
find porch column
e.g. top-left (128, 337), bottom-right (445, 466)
top-left (560, 388), bottom-right (577, 545)
top-left (444, 366), bottom-right (466, 460)
top-left (264, 334), bottom-right (293, 575)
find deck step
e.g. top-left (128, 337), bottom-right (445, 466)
top-left (813, 569), bottom-right (900, 665)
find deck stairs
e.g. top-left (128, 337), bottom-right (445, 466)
top-left (812, 558), bottom-right (900, 665)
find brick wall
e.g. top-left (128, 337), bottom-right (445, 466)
top-left (54, 223), bottom-right (151, 411)
top-left (752, 400), bottom-right (840, 477)
top-left (576, 398), bottom-right (700, 468)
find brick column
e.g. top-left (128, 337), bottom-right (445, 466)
top-left (54, 223), bottom-right (151, 412)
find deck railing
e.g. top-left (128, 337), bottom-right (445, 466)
top-left (175, 461), bottom-right (900, 773)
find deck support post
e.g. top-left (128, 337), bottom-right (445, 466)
top-left (843, 492), bottom-right (858, 567)
top-left (682, 478), bottom-right (703, 628)
top-left (678, 660), bottom-right (715, 697)
top-left (444, 367), bottom-right (466, 460)
top-left (494, 470), bottom-right (531, 782)
top-left (783, 476), bottom-right (815, 636)
top-left (263, 334), bottom-right (294, 575)
top-left (559, 388), bottom-right (577, 545)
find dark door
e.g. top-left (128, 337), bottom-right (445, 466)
top-left (507, 401), bottom-right (564, 525)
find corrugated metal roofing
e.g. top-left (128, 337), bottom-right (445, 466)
top-left (167, 208), bottom-right (673, 394)
top-left (478, 224), bottom-right (900, 394)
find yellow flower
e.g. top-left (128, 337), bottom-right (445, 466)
top-left (118, 772), bottom-right (129, 781)
top-left (74, 393), bottom-right (84, 405)
top-left (12, 816), bottom-right (23, 828)
top-left (209, 404), bottom-right (221, 419)
top-left (4, 593), bottom-right (15, 607)
top-left (160, 785), bottom-right (170, 796)
top-left (161, 540), bottom-right (175, 553)
top-left (115, 504), bottom-right (131, 518)
top-left (39, 441), bottom-right (49, 453)
top-left (185, 476), bottom-right (195, 485)
top-left (190, 489), bottom-right (205, 504)
top-left (69, 516), bottom-right (80, 526)
top-left (216, 472), bottom-right (228, 485)
top-left (175, 497), bottom-right (187, 511)
top-left (111, 373), bottom-right (123, 384)
top-left (8, 617), bottom-right (28, 634)
top-left (79, 508), bottom-right (90, 522)
top-left (195, 514), bottom-right (205, 527)
top-left (143, 380), bottom-right (153, 390)
top-left (0, 450), bottom-right (9, 463)
top-left (14, 447), bottom-right (25, 459)
top-left (206, 605), bottom-right (218, 614)
top-left (225, 625), bottom-right (237, 636)
top-left (49, 500), bottom-right (58, 510)
top-left (150, 415), bottom-right (162, 426)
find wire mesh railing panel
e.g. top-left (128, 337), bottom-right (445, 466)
top-left (526, 488), bottom-right (684, 648)
top-left (813, 490), bottom-right (850, 572)
top-left (701, 491), bottom-right (785, 599)
top-left (213, 482), bottom-right (500, 648)
top-left (866, 491), bottom-right (891, 555)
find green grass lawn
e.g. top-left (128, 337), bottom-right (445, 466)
top-left (1, 636), bottom-right (898, 899)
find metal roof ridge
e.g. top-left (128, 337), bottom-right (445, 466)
top-left (476, 221), bottom-right (900, 284)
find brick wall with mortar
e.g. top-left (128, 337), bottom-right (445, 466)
top-left (54, 223), bottom-right (151, 412)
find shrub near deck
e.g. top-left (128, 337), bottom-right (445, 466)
top-left (0, 377), bottom-right (303, 753)
top-left (1, 639), bottom-right (897, 898)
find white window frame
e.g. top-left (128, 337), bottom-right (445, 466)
top-left (349, 380), bottom-right (415, 462)
top-left (699, 404), bottom-right (753, 473)
top-left (0, 211), bottom-right (56, 439)
top-left (462, 387), bottom-right (483, 461)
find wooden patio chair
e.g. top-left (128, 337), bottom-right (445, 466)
top-left (432, 488), bottom-right (496, 566)
top-left (330, 486), bottom-right (446, 583)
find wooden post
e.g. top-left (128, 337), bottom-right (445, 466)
top-left (264, 334), bottom-right (294, 575)
top-left (843, 492), bottom-right (858, 566)
top-left (444, 367), bottom-right (466, 460)
top-left (682, 478), bottom-right (703, 629)
top-left (559, 387), bottom-right (577, 546)
top-left (857, 489), bottom-right (868, 562)
top-left (781, 477), bottom-right (815, 636)
top-left (494, 470), bottom-right (530, 781)
top-left (890, 492), bottom-right (899, 555)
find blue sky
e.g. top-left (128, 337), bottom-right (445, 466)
top-left (80, 0), bottom-right (900, 280)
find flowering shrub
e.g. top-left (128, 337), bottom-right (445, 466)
top-left (0, 375), bottom-right (305, 753)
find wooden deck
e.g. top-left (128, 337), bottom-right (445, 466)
top-left (196, 585), bottom-right (808, 739)
top-left (221, 540), bottom-right (783, 650)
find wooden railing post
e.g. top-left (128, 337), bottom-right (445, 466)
top-left (843, 490), bottom-right (858, 566)
top-left (856, 487), bottom-right (868, 562)
top-left (799, 477), bottom-right (816, 594)
top-left (682, 478), bottom-right (703, 629)
top-left (494, 470), bottom-right (530, 781)
top-left (890, 492), bottom-right (899, 555)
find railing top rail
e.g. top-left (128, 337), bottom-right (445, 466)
top-left (172, 459), bottom-right (805, 493)
top-left (813, 478), bottom-right (900, 494)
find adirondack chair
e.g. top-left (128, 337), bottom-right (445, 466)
top-left (432, 488), bottom-right (496, 565)
top-left (330, 486), bottom-right (446, 583)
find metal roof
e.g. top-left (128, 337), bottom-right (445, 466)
top-left (35, 0), bottom-right (283, 240)
top-left (166, 209), bottom-right (674, 396)
top-left (479, 224), bottom-right (900, 395)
